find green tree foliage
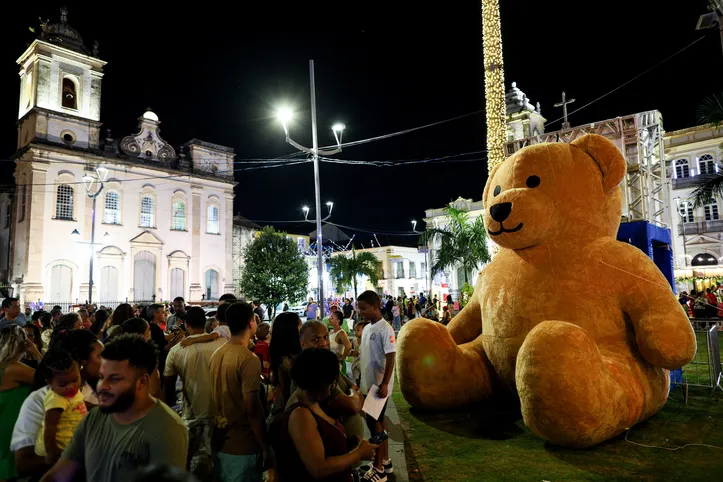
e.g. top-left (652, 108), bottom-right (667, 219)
top-left (240, 226), bottom-right (308, 319)
top-left (420, 206), bottom-right (490, 285)
top-left (691, 93), bottom-right (723, 208)
top-left (327, 249), bottom-right (381, 300)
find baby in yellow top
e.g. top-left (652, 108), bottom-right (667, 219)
top-left (35, 350), bottom-right (88, 462)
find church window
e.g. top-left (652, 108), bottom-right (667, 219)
top-left (140, 195), bottom-right (154, 228)
top-left (104, 192), bottom-right (121, 224)
top-left (62, 77), bottom-right (78, 110)
top-left (19, 184), bottom-right (26, 222)
top-left (674, 159), bottom-right (690, 179)
top-left (55, 185), bottom-right (74, 220)
top-left (207, 204), bottom-right (219, 234)
top-left (172, 200), bottom-right (186, 231)
top-left (5, 202), bottom-right (11, 228)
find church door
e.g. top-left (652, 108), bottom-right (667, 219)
top-left (134, 251), bottom-right (156, 301)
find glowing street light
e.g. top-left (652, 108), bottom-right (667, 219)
top-left (276, 107), bottom-right (294, 135)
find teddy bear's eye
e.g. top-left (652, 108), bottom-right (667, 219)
top-left (526, 176), bottom-right (541, 188)
top-left (493, 185), bottom-right (501, 196)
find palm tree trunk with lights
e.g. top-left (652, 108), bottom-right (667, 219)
top-left (482, 0), bottom-right (507, 173)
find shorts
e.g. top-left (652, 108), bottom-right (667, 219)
top-left (187, 418), bottom-right (213, 469)
top-left (212, 452), bottom-right (262, 482)
top-left (365, 399), bottom-right (388, 432)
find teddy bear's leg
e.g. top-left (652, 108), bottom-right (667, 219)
top-left (516, 320), bottom-right (668, 448)
top-left (397, 318), bottom-right (495, 409)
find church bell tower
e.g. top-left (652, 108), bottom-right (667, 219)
top-left (16, 7), bottom-right (106, 150)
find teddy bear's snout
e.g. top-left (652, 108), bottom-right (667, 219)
top-left (489, 202), bottom-right (512, 222)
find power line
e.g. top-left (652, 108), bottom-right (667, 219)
top-left (545, 33), bottom-right (711, 128)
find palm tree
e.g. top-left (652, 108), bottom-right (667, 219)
top-left (327, 249), bottom-right (381, 300)
top-left (420, 206), bottom-right (490, 285)
top-left (691, 93), bottom-right (723, 207)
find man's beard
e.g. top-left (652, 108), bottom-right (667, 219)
top-left (98, 385), bottom-right (136, 413)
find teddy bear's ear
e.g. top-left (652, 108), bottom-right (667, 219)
top-left (571, 134), bottom-right (626, 194)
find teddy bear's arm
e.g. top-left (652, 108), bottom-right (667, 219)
top-left (447, 276), bottom-right (483, 345)
top-left (614, 246), bottom-right (696, 369)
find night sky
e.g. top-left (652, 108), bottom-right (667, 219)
top-left (1, 1), bottom-right (720, 247)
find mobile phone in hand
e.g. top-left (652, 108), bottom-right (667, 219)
top-left (369, 431), bottom-right (388, 445)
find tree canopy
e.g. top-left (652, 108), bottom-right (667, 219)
top-left (239, 226), bottom-right (308, 318)
top-left (420, 205), bottom-right (490, 285)
top-left (328, 249), bottom-right (381, 300)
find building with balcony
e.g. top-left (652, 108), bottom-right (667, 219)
top-left (665, 123), bottom-right (723, 285)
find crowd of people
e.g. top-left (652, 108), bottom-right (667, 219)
top-left (0, 289), bottom-right (404, 482)
top-left (304, 292), bottom-right (456, 330)
top-left (678, 287), bottom-right (723, 320)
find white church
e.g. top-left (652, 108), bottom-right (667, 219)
top-left (0, 9), bottom-right (235, 305)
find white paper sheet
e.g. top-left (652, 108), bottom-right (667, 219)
top-left (362, 384), bottom-right (389, 421)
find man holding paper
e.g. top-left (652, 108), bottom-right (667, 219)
top-left (357, 290), bottom-right (397, 482)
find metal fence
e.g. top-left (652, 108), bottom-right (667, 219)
top-left (679, 324), bottom-right (723, 398)
top-left (42, 299), bottom-right (156, 312)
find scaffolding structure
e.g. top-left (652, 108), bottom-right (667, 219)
top-left (505, 110), bottom-right (669, 228)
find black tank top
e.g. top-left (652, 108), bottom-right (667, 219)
top-left (277, 402), bottom-right (353, 482)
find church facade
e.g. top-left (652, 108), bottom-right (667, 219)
top-left (2, 9), bottom-right (235, 305)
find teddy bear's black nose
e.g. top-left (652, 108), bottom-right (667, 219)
top-left (489, 202), bottom-right (512, 222)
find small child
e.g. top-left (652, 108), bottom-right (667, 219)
top-left (35, 350), bottom-right (88, 463)
top-left (254, 322), bottom-right (271, 377)
top-left (350, 320), bottom-right (369, 387)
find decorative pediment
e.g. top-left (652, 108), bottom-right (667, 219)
top-left (99, 245), bottom-right (126, 256)
top-left (129, 230), bottom-right (164, 246)
top-left (120, 109), bottom-right (176, 163)
top-left (167, 250), bottom-right (190, 260)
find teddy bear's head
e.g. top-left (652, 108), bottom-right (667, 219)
top-left (482, 134), bottom-right (626, 251)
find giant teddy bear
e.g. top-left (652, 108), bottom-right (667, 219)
top-left (397, 134), bottom-right (696, 448)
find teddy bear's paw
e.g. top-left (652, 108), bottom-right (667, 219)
top-left (398, 319), bottom-right (494, 410)
top-left (515, 320), bottom-right (636, 448)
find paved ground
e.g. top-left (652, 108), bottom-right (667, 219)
top-left (362, 396), bottom-right (409, 482)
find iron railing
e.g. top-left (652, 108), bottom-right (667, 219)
top-left (678, 217), bottom-right (723, 235)
top-left (41, 299), bottom-right (157, 312)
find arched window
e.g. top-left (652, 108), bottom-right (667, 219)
top-left (675, 159), bottom-right (690, 179)
top-left (140, 195), bottom-right (154, 228)
top-left (207, 204), bottom-right (219, 234)
top-left (678, 201), bottom-right (694, 223)
top-left (691, 253), bottom-right (718, 267)
top-left (205, 269), bottom-right (220, 300)
top-left (62, 77), bottom-right (77, 110)
top-left (699, 154), bottom-right (716, 175)
top-left (55, 184), bottom-right (74, 220)
top-left (104, 191), bottom-right (121, 224)
top-left (18, 184), bottom-right (26, 222)
top-left (705, 202), bottom-right (719, 221)
top-left (172, 200), bottom-right (186, 231)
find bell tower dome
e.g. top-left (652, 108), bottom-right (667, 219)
top-left (16, 7), bottom-right (106, 150)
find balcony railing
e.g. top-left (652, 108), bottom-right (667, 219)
top-left (678, 217), bottom-right (723, 235)
top-left (672, 174), bottom-right (717, 190)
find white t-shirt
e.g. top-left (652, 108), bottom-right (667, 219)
top-left (11, 382), bottom-right (99, 451)
top-left (213, 324), bottom-right (231, 342)
top-left (360, 319), bottom-right (397, 395)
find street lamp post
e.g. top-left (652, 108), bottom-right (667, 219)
top-left (276, 59), bottom-right (345, 311)
top-left (411, 220), bottom-right (431, 296)
top-left (674, 197), bottom-right (689, 268)
top-left (72, 166), bottom-right (108, 305)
